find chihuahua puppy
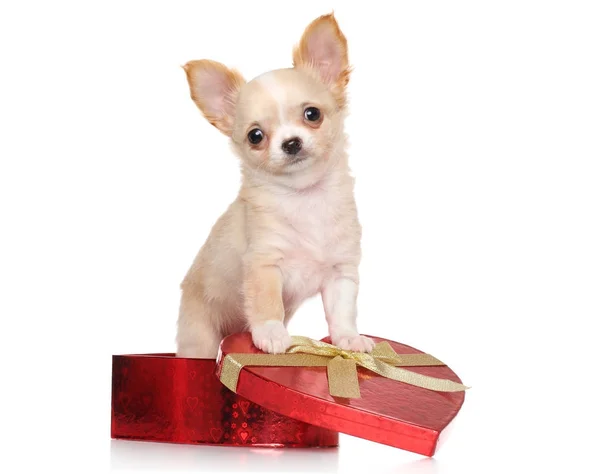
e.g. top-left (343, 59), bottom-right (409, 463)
top-left (177, 13), bottom-right (374, 358)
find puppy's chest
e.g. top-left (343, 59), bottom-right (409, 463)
top-left (275, 193), bottom-right (356, 297)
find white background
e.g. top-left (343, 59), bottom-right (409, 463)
top-left (1, 1), bottom-right (599, 473)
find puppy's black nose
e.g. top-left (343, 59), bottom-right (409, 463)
top-left (281, 137), bottom-right (302, 155)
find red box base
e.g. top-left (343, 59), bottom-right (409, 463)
top-left (111, 354), bottom-right (338, 448)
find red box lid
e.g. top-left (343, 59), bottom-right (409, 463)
top-left (215, 333), bottom-right (466, 457)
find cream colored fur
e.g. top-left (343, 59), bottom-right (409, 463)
top-left (177, 14), bottom-right (374, 357)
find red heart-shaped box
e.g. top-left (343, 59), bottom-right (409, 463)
top-left (216, 333), bottom-right (466, 456)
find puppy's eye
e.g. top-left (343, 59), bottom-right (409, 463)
top-left (304, 107), bottom-right (321, 122)
top-left (247, 128), bottom-right (264, 145)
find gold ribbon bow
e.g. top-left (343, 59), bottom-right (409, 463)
top-left (220, 336), bottom-right (469, 399)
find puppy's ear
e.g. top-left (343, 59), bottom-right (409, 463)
top-left (293, 13), bottom-right (350, 103)
top-left (183, 60), bottom-right (245, 136)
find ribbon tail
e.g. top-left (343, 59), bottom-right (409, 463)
top-left (327, 356), bottom-right (361, 398)
top-left (220, 354), bottom-right (244, 393)
top-left (367, 359), bottom-right (469, 392)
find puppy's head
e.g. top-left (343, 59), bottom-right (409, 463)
top-left (184, 14), bottom-right (350, 187)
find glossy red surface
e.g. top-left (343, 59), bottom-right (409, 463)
top-left (111, 354), bottom-right (338, 447)
top-left (216, 333), bottom-right (465, 456)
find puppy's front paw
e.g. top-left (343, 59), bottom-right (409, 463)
top-left (332, 334), bottom-right (375, 353)
top-left (251, 321), bottom-right (292, 354)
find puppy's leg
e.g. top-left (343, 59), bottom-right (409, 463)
top-left (322, 266), bottom-right (375, 353)
top-left (244, 263), bottom-right (291, 354)
top-left (283, 300), bottom-right (300, 326)
top-left (176, 291), bottom-right (221, 358)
